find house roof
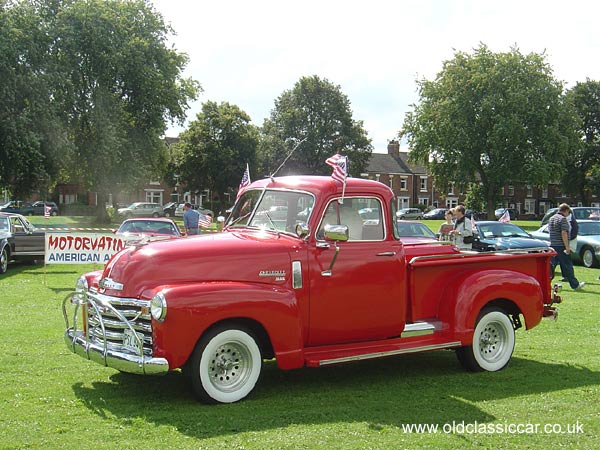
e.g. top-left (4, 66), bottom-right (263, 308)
top-left (366, 152), bottom-right (428, 176)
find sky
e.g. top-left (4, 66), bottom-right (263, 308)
top-left (152, 0), bottom-right (600, 153)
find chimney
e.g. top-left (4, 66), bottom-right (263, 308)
top-left (387, 139), bottom-right (400, 157)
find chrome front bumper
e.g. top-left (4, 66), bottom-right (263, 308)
top-left (62, 290), bottom-right (168, 375)
top-left (64, 328), bottom-right (168, 375)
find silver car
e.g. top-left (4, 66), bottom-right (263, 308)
top-left (117, 202), bottom-right (163, 218)
top-left (396, 208), bottom-right (423, 220)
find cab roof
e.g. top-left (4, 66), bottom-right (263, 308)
top-left (246, 176), bottom-right (394, 200)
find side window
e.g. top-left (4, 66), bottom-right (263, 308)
top-left (317, 197), bottom-right (384, 241)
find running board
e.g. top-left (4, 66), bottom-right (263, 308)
top-left (305, 338), bottom-right (462, 367)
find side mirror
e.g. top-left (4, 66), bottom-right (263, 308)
top-left (323, 224), bottom-right (349, 242)
top-left (295, 222), bottom-right (309, 239)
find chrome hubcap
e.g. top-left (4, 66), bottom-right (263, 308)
top-left (208, 342), bottom-right (252, 392)
top-left (478, 322), bottom-right (505, 362)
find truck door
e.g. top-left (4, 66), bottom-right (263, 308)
top-left (307, 197), bottom-right (406, 346)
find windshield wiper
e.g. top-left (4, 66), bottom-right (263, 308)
top-left (228, 211), bottom-right (253, 227)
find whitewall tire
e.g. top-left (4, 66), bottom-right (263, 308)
top-left (457, 308), bottom-right (515, 372)
top-left (189, 326), bottom-right (262, 404)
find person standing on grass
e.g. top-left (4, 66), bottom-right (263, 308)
top-left (548, 203), bottom-right (585, 290)
top-left (183, 202), bottom-right (200, 236)
top-left (437, 209), bottom-right (455, 242)
top-left (450, 205), bottom-right (473, 250)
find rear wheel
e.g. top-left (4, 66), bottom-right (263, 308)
top-left (188, 325), bottom-right (262, 404)
top-left (456, 308), bottom-right (515, 372)
top-left (581, 246), bottom-right (598, 268)
top-left (152, 212), bottom-right (159, 218)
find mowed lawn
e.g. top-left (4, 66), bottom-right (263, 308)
top-left (0, 229), bottom-right (599, 448)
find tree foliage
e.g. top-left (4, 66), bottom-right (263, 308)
top-left (401, 44), bottom-right (577, 218)
top-left (0, 0), bottom-right (199, 220)
top-left (174, 101), bottom-right (259, 204)
top-left (259, 75), bottom-right (372, 178)
top-left (0, 1), bottom-right (71, 197)
top-left (562, 79), bottom-right (600, 203)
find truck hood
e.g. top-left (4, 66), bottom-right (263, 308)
top-left (98, 230), bottom-right (300, 298)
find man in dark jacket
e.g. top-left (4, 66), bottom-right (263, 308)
top-left (549, 204), bottom-right (584, 290)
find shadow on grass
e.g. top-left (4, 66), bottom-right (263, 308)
top-left (71, 351), bottom-right (599, 438)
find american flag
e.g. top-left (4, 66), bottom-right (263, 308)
top-left (498, 209), bottom-right (511, 223)
top-left (237, 163), bottom-right (251, 198)
top-left (471, 214), bottom-right (477, 232)
top-left (325, 154), bottom-right (348, 183)
top-left (44, 205), bottom-right (51, 220)
top-left (198, 212), bottom-right (212, 228)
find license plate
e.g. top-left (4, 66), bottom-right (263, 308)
top-left (123, 328), bottom-right (144, 354)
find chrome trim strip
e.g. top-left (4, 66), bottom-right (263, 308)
top-left (409, 247), bottom-right (552, 265)
top-left (317, 341), bottom-right (462, 366)
top-left (292, 260), bottom-right (302, 289)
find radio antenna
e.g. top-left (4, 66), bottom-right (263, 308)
top-left (270, 137), bottom-right (307, 181)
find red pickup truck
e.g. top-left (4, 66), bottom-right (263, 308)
top-left (63, 176), bottom-right (560, 404)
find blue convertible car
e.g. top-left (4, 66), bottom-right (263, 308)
top-left (473, 221), bottom-right (549, 252)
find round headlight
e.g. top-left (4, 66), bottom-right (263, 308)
top-left (150, 292), bottom-right (167, 322)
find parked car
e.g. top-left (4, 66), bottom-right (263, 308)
top-left (396, 220), bottom-right (437, 243)
top-left (0, 200), bottom-right (28, 214)
top-left (465, 209), bottom-right (487, 221)
top-left (0, 212), bottom-right (45, 274)
top-left (472, 221), bottom-right (549, 252)
top-left (358, 207), bottom-right (380, 221)
top-left (422, 208), bottom-right (448, 220)
top-left (21, 201), bottom-right (60, 216)
top-left (117, 202), bottom-right (163, 218)
top-left (396, 208), bottom-right (423, 220)
top-left (174, 203), bottom-right (214, 218)
top-left (494, 208), bottom-right (519, 220)
top-left (162, 202), bottom-right (178, 217)
top-left (531, 220), bottom-right (600, 268)
top-left (540, 206), bottom-right (600, 226)
top-left (115, 218), bottom-right (182, 243)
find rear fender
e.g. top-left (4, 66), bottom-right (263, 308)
top-left (148, 282), bottom-right (304, 370)
top-left (438, 270), bottom-right (544, 344)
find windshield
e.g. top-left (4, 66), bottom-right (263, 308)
top-left (478, 223), bottom-right (529, 238)
top-left (226, 189), bottom-right (315, 233)
top-left (0, 217), bottom-right (8, 231)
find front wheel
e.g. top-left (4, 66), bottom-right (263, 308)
top-left (188, 325), bottom-right (262, 404)
top-left (456, 308), bottom-right (515, 372)
top-left (0, 247), bottom-right (8, 274)
top-left (581, 246), bottom-right (598, 268)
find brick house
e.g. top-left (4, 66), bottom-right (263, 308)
top-left (363, 140), bottom-right (600, 217)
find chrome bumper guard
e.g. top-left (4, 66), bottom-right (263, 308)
top-left (62, 290), bottom-right (168, 375)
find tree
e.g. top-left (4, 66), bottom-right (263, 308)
top-left (0, 1), bottom-right (71, 198)
top-left (401, 44), bottom-right (577, 218)
top-left (259, 75), bottom-right (372, 178)
top-left (0, 0), bottom-right (199, 220)
top-left (52, 0), bottom-right (199, 221)
top-left (175, 101), bottom-right (259, 206)
top-left (562, 79), bottom-right (600, 204)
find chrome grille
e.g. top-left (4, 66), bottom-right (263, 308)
top-left (85, 291), bottom-right (153, 356)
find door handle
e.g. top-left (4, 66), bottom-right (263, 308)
top-left (376, 252), bottom-right (396, 257)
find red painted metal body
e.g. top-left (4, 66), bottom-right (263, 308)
top-left (79, 176), bottom-right (555, 372)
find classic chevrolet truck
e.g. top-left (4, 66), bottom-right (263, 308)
top-left (63, 176), bottom-right (560, 403)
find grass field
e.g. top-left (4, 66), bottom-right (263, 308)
top-left (1, 218), bottom-right (598, 449)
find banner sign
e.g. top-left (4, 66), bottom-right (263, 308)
top-left (45, 233), bottom-right (126, 264)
